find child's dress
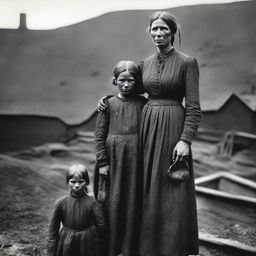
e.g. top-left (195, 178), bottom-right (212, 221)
top-left (47, 191), bottom-right (105, 256)
top-left (95, 95), bottom-right (147, 256)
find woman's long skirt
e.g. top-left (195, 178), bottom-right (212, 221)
top-left (139, 99), bottom-right (199, 256)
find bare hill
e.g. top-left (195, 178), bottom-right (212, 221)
top-left (0, 1), bottom-right (255, 124)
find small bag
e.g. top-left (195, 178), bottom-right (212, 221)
top-left (167, 159), bottom-right (190, 182)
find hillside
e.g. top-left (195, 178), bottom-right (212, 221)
top-left (0, 1), bottom-right (255, 124)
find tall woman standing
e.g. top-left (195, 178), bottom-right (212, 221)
top-left (138, 11), bottom-right (201, 256)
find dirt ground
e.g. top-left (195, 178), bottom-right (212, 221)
top-left (0, 132), bottom-right (255, 256)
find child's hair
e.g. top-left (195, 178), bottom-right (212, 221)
top-left (112, 60), bottom-right (139, 86)
top-left (66, 164), bottom-right (90, 185)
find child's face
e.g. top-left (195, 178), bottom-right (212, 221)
top-left (116, 70), bottom-right (136, 97)
top-left (68, 175), bottom-right (86, 195)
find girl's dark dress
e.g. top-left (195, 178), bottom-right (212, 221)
top-left (47, 192), bottom-right (105, 256)
top-left (95, 95), bottom-right (146, 256)
top-left (139, 48), bottom-right (201, 256)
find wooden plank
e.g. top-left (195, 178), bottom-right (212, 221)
top-left (233, 131), bottom-right (256, 140)
top-left (221, 172), bottom-right (256, 190)
top-left (195, 186), bottom-right (256, 204)
top-left (195, 172), bottom-right (222, 185)
top-left (199, 232), bottom-right (256, 254)
top-left (195, 171), bottom-right (256, 189)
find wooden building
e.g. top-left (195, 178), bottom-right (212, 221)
top-left (0, 111), bottom-right (98, 152)
top-left (0, 15), bottom-right (101, 152)
top-left (201, 93), bottom-right (256, 134)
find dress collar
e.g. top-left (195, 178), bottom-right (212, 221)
top-left (116, 94), bottom-right (134, 101)
top-left (70, 190), bottom-right (85, 198)
top-left (156, 47), bottom-right (175, 59)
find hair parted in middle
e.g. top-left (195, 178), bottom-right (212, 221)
top-left (149, 11), bottom-right (181, 45)
top-left (66, 164), bottom-right (90, 185)
top-left (112, 60), bottom-right (144, 94)
top-left (112, 60), bottom-right (139, 85)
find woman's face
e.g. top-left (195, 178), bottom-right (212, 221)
top-left (150, 19), bottom-right (172, 48)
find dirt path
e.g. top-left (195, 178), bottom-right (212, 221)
top-left (0, 133), bottom-right (255, 256)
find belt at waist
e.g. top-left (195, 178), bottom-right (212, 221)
top-left (147, 98), bottom-right (182, 106)
top-left (63, 224), bottom-right (94, 232)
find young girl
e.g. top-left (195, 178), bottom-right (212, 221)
top-left (47, 164), bottom-right (105, 256)
top-left (94, 60), bottom-right (147, 256)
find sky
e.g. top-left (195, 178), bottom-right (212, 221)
top-left (0, 0), bottom-right (250, 30)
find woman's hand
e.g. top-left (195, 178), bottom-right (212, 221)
top-left (97, 96), bottom-right (108, 112)
top-left (99, 165), bottom-right (110, 180)
top-left (172, 140), bottom-right (190, 162)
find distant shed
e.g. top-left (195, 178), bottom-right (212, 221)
top-left (0, 115), bottom-right (68, 152)
top-left (0, 111), bottom-right (98, 152)
top-left (201, 94), bottom-right (256, 133)
top-left (72, 110), bottom-right (98, 133)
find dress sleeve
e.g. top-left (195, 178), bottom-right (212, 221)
top-left (92, 201), bottom-right (106, 233)
top-left (47, 199), bottom-right (62, 256)
top-left (180, 57), bottom-right (201, 144)
top-left (95, 100), bottom-right (110, 167)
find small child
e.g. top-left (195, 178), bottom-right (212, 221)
top-left (94, 60), bottom-right (147, 256)
top-left (47, 164), bottom-right (105, 256)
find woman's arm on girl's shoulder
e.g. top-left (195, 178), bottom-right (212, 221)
top-left (47, 199), bottom-right (63, 256)
top-left (180, 57), bottom-right (201, 144)
top-left (98, 95), bottom-right (114, 111)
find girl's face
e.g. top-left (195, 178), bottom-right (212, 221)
top-left (150, 19), bottom-right (172, 48)
top-left (68, 175), bottom-right (86, 195)
top-left (116, 70), bottom-right (136, 97)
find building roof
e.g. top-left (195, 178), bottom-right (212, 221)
top-left (239, 94), bottom-right (256, 111)
top-left (203, 93), bottom-right (256, 112)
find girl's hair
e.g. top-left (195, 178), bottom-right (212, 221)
top-left (112, 60), bottom-right (138, 85)
top-left (112, 60), bottom-right (143, 94)
top-left (149, 11), bottom-right (181, 46)
top-left (66, 164), bottom-right (90, 185)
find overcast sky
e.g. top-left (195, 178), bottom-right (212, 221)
top-left (0, 0), bottom-right (250, 29)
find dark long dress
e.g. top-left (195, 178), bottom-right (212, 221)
top-left (139, 48), bottom-right (201, 256)
top-left (47, 192), bottom-right (105, 256)
top-left (95, 95), bottom-right (146, 256)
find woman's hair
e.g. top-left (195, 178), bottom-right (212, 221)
top-left (149, 11), bottom-right (181, 45)
top-left (66, 164), bottom-right (90, 185)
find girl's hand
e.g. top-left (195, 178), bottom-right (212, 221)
top-left (172, 140), bottom-right (190, 162)
top-left (99, 165), bottom-right (110, 180)
top-left (98, 96), bottom-right (108, 112)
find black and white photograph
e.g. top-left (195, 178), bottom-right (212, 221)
top-left (0, 0), bottom-right (255, 255)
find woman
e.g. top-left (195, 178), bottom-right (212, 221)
top-left (138, 11), bottom-right (201, 256)
top-left (98, 11), bottom-right (201, 256)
